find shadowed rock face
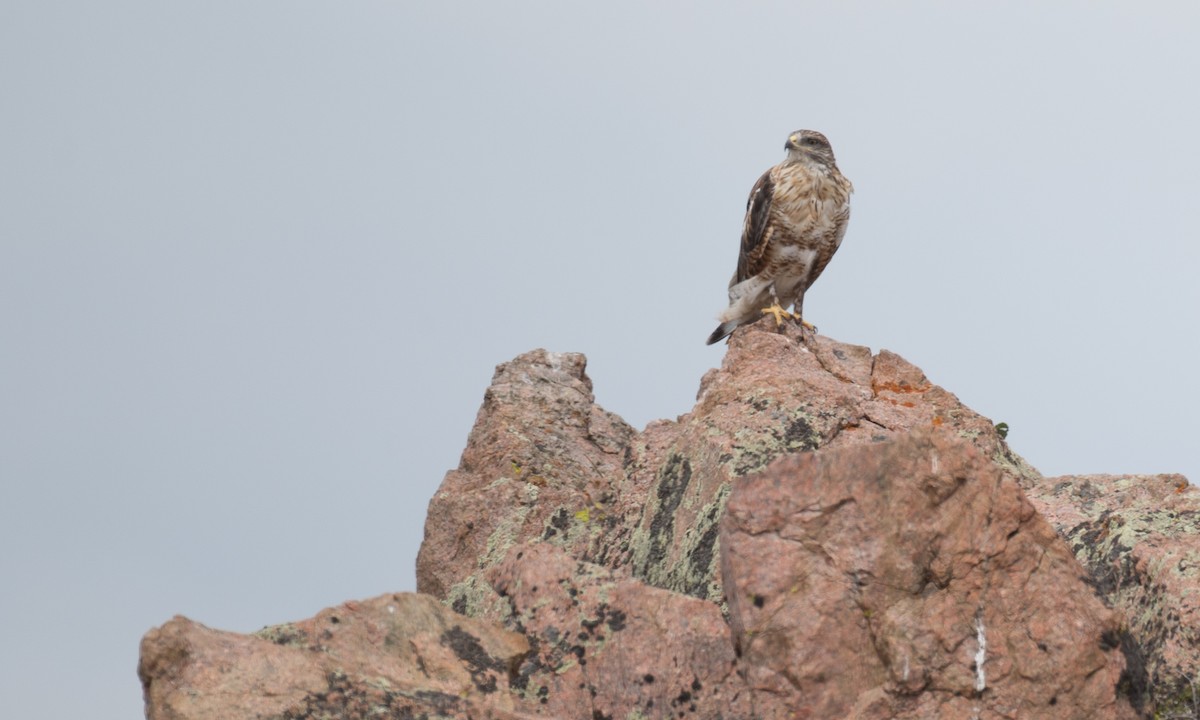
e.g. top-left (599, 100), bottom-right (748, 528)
top-left (1024, 473), bottom-right (1200, 715)
top-left (140, 319), bottom-right (1195, 719)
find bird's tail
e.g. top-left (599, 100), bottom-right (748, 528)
top-left (706, 320), bottom-right (740, 345)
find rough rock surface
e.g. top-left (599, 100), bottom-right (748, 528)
top-left (415, 348), bottom-right (638, 613)
top-left (1024, 472), bottom-right (1200, 716)
top-left (416, 322), bottom-right (1036, 615)
top-left (722, 429), bottom-right (1132, 719)
top-left (142, 318), bottom-right (1197, 719)
top-left (485, 542), bottom-right (766, 719)
top-left (139, 593), bottom-right (535, 720)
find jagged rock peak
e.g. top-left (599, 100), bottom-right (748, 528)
top-left (140, 319), bottom-right (1198, 719)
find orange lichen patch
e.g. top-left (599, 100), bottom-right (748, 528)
top-left (931, 416), bottom-right (944, 427)
top-left (872, 381), bottom-right (931, 395)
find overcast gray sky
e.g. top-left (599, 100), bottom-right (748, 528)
top-left (2, 2), bottom-right (1198, 718)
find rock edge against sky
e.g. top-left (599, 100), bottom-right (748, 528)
top-left (141, 320), bottom-right (1199, 719)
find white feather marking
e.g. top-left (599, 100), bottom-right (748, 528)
top-left (720, 276), bottom-right (771, 322)
top-left (775, 246), bottom-right (818, 266)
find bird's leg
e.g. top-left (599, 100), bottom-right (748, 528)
top-left (761, 287), bottom-right (799, 327)
top-left (761, 302), bottom-right (792, 327)
top-left (791, 298), bottom-right (817, 342)
top-left (796, 318), bottom-right (818, 344)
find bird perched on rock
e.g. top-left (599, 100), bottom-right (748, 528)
top-left (706, 130), bottom-right (852, 345)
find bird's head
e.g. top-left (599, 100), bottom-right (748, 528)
top-left (784, 130), bottom-right (837, 166)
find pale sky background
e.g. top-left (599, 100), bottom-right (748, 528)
top-left (2, 2), bottom-right (1198, 718)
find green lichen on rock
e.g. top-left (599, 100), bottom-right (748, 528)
top-left (446, 574), bottom-right (508, 620)
top-left (540, 503), bottom-right (604, 549)
top-left (728, 398), bottom-right (822, 476)
top-left (1062, 505), bottom-right (1200, 716)
top-left (991, 443), bottom-right (1041, 488)
top-left (670, 482), bottom-right (730, 604)
top-left (1175, 549), bottom-right (1200, 582)
top-left (624, 447), bottom-right (731, 602)
top-left (624, 393), bottom-right (834, 602)
top-left (628, 452), bottom-right (693, 588)
top-left (1151, 674), bottom-right (1200, 719)
top-left (254, 622), bottom-right (308, 648)
top-left (478, 486), bottom-right (532, 569)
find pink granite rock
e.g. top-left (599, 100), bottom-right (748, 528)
top-left (484, 542), bottom-right (774, 719)
top-left (142, 317), bottom-right (1198, 719)
top-left (1024, 472), bottom-right (1200, 715)
top-left (415, 349), bottom-right (638, 614)
top-left (418, 321), bottom-right (1033, 614)
top-left (720, 428), bottom-right (1136, 719)
top-left (139, 593), bottom-right (536, 720)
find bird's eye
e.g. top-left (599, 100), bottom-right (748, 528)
top-left (801, 136), bottom-right (817, 146)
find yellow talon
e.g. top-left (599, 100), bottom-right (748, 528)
top-left (761, 303), bottom-right (792, 326)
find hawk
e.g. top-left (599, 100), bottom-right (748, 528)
top-left (706, 130), bottom-right (853, 345)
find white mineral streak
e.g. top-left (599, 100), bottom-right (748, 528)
top-left (974, 613), bottom-right (987, 692)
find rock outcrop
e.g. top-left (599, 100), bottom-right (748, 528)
top-left (721, 430), bottom-right (1128, 718)
top-left (140, 320), bottom-right (1198, 719)
top-left (138, 594), bottom-right (536, 720)
top-left (416, 322), bottom-right (1033, 614)
top-left (1025, 472), bottom-right (1200, 715)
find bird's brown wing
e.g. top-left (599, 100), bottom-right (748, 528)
top-left (734, 169), bottom-right (774, 285)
